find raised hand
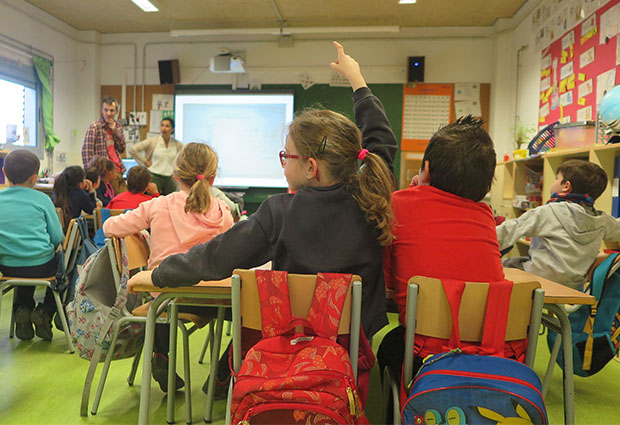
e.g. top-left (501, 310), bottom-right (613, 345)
top-left (329, 41), bottom-right (367, 91)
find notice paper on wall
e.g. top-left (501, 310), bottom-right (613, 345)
top-left (596, 68), bottom-right (617, 105)
top-left (455, 100), bottom-right (481, 118)
top-left (152, 94), bottom-right (174, 111)
top-left (454, 83), bottom-right (480, 101)
top-left (403, 94), bottom-right (451, 141)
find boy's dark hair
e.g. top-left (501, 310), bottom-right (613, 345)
top-left (557, 159), bottom-right (607, 200)
top-left (3, 149), bottom-right (40, 184)
top-left (85, 168), bottom-right (100, 183)
top-left (127, 165), bottom-right (151, 194)
top-left (422, 115), bottom-right (496, 202)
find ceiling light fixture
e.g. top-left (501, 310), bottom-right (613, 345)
top-left (171, 26), bottom-right (400, 37)
top-left (398, 0), bottom-right (417, 4)
top-left (131, 0), bottom-right (159, 12)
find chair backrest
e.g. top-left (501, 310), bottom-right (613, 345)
top-left (409, 276), bottom-right (541, 341)
top-left (112, 233), bottom-right (149, 273)
top-left (55, 207), bottom-right (65, 230)
top-left (234, 269), bottom-right (357, 335)
top-left (93, 207), bottom-right (125, 232)
top-left (62, 218), bottom-right (82, 275)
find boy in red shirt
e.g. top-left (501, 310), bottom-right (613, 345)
top-left (107, 165), bottom-right (159, 210)
top-left (379, 116), bottom-right (517, 383)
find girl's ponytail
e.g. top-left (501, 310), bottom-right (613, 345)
top-left (175, 142), bottom-right (218, 214)
top-left (350, 152), bottom-right (395, 246)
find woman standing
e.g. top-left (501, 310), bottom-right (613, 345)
top-left (129, 117), bottom-right (183, 195)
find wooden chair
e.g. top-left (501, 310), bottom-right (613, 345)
top-left (382, 276), bottom-right (545, 425)
top-left (55, 207), bottom-right (65, 231)
top-left (225, 269), bottom-right (363, 425)
top-left (93, 207), bottom-right (125, 233)
top-left (86, 233), bottom-right (213, 424)
top-left (0, 218), bottom-right (81, 353)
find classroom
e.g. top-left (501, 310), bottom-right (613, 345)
top-left (1, 0), bottom-right (620, 424)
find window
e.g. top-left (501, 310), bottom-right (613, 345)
top-left (0, 46), bottom-right (43, 158)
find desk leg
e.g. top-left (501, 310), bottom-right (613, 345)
top-left (547, 304), bottom-right (575, 425)
top-left (139, 295), bottom-right (169, 425)
top-left (204, 307), bottom-right (225, 423)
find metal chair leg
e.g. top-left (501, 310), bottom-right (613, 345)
top-left (127, 346), bottom-right (143, 386)
top-left (198, 321), bottom-right (214, 364)
top-left (543, 331), bottom-right (562, 399)
top-left (180, 324), bottom-right (192, 424)
top-left (52, 289), bottom-right (74, 353)
top-left (167, 303), bottom-right (179, 424)
top-left (204, 307), bottom-right (225, 423)
top-left (9, 289), bottom-right (17, 338)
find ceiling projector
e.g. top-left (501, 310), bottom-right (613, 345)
top-left (210, 54), bottom-right (245, 73)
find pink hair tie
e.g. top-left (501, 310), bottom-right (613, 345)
top-left (196, 174), bottom-right (205, 181)
top-left (357, 149), bottom-right (369, 161)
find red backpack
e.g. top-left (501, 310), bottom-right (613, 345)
top-left (229, 270), bottom-right (368, 425)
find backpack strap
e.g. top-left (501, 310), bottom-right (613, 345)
top-left (582, 253), bottom-right (619, 370)
top-left (440, 278), bottom-right (513, 356)
top-left (307, 273), bottom-right (352, 341)
top-left (255, 270), bottom-right (293, 338)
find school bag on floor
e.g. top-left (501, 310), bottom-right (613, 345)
top-left (65, 238), bottom-right (144, 362)
top-left (547, 253), bottom-right (620, 376)
top-left (401, 279), bottom-right (548, 425)
top-left (230, 271), bottom-right (368, 425)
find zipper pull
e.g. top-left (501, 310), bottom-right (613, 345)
top-left (346, 386), bottom-right (356, 416)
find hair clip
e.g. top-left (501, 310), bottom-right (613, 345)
top-left (316, 135), bottom-right (328, 155)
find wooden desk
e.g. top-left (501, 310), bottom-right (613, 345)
top-left (132, 278), bottom-right (232, 425)
top-left (504, 268), bottom-right (594, 425)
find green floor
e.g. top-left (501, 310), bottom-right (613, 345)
top-left (1, 291), bottom-right (619, 424)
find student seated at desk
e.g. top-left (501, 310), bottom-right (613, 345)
top-left (0, 150), bottom-right (64, 341)
top-left (107, 165), bottom-right (159, 210)
top-left (126, 42), bottom-right (397, 405)
top-left (379, 116), bottom-right (516, 383)
top-left (103, 142), bottom-right (234, 392)
top-left (53, 165), bottom-right (97, 228)
top-left (85, 167), bottom-right (103, 208)
top-left (88, 155), bottom-right (116, 206)
top-left (497, 159), bottom-right (620, 290)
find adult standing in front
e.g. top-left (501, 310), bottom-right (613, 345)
top-left (81, 96), bottom-right (127, 194)
top-left (128, 117), bottom-right (183, 195)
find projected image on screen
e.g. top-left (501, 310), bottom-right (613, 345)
top-left (175, 93), bottom-right (294, 188)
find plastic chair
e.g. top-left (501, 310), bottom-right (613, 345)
top-left (382, 276), bottom-right (545, 425)
top-left (0, 218), bottom-right (81, 353)
top-left (225, 269), bottom-right (362, 425)
top-left (86, 234), bottom-right (213, 424)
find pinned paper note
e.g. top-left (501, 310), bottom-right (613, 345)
top-left (578, 97), bottom-right (586, 105)
top-left (578, 79), bottom-right (593, 98)
top-left (567, 80), bottom-right (575, 90)
top-left (540, 76), bottom-right (551, 92)
top-left (577, 106), bottom-right (592, 122)
top-left (580, 47), bottom-right (595, 68)
top-left (578, 73), bottom-right (586, 81)
top-left (541, 68), bottom-right (551, 78)
top-left (559, 80), bottom-right (567, 93)
top-left (560, 91), bottom-right (573, 107)
top-left (561, 56), bottom-right (567, 64)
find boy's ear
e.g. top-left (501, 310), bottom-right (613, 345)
top-left (561, 179), bottom-right (572, 194)
top-left (419, 160), bottom-right (431, 185)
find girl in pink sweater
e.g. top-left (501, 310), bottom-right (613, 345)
top-left (103, 142), bottom-right (234, 392)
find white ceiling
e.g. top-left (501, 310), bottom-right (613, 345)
top-left (23, 0), bottom-right (527, 34)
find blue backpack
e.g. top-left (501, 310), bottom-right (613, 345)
top-left (547, 253), bottom-right (620, 376)
top-left (401, 279), bottom-right (548, 425)
top-left (402, 350), bottom-right (548, 425)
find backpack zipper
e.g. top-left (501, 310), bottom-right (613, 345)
top-left (238, 401), bottom-right (350, 424)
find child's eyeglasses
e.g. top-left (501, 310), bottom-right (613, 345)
top-left (279, 150), bottom-right (309, 166)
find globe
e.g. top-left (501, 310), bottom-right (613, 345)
top-left (600, 84), bottom-right (620, 132)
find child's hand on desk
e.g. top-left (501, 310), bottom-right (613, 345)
top-left (330, 41), bottom-right (367, 91)
top-left (127, 270), bottom-right (154, 294)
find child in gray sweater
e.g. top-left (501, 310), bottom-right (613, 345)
top-left (497, 159), bottom-right (620, 290)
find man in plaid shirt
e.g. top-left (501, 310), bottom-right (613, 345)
top-left (81, 96), bottom-right (127, 194)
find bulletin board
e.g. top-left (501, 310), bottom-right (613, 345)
top-left (538, 0), bottom-right (620, 127)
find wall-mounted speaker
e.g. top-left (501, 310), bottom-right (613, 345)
top-left (158, 59), bottom-right (180, 84)
top-left (408, 56), bottom-right (425, 82)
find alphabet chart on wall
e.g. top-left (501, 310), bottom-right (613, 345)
top-left (401, 84), bottom-right (453, 151)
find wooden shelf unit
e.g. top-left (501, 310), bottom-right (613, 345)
top-left (491, 143), bottom-right (620, 226)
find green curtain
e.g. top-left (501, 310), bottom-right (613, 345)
top-left (32, 56), bottom-right (60, 152)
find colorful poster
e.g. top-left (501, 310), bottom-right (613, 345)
top-left (580, 47), bottom-right (595, 67)
top-left (560, 61), bottom-right (574, 80)
top-left (578, 78), bottom-right (594, 97)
